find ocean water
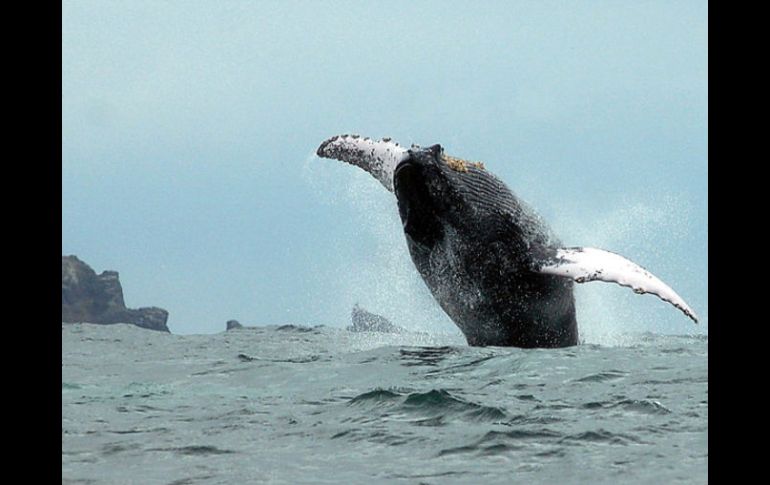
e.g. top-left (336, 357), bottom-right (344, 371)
top-left (62, 323), bottom-right (707, 484)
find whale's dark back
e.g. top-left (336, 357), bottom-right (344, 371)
top-left (394, 146), bottom-right (578, 348)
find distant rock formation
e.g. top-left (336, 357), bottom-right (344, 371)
top-left (226, 319), bottom-right (243, 331)
top-left (62, 255), bottom-right (169, 332)
top-left (275, 324), bottom-right (316, 332)
top-left (347, 304), bottom-right (404, 333)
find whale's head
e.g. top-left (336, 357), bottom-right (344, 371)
top-left (393, 144), bottom-right (467, 246)
top-left (315, 134), bottom-right (515, 247)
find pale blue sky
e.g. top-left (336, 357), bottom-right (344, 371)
top-left (62, 1), bottom-right (707, 339)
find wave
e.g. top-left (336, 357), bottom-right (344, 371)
top-left (348, 388), bottom-right (507, 424)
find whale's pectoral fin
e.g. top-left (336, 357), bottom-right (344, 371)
top-left (535, 247), bottom-right (698, 323)
top-left (316, 135), bottom-right (409, 192)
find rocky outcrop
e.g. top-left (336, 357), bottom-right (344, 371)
top-left (226, 319), bottom-right (244, 331)
top-left (347, 304), bottom-right (405, 333)
top-left (62, 255), bottom-right (169, 332)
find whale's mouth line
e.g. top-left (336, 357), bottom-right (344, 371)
top-left (394, 160), bottom-right (419, 227)
top-left (393, 158), bottom-right (448, 250)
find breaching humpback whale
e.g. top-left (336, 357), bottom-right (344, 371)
top-left (316, 135), bottom-right (698, 348)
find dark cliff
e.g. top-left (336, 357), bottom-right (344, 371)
top-left (62, 255), bottom-right (169, 332)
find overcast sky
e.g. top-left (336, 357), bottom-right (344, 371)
top-left (62, 1), bottom-right (707, 340)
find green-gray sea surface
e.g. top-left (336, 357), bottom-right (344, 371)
top-left (62, 323), bottom-right (707, 484)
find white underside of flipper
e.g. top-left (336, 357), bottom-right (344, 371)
top-left (538, 247), bottom-right (698, 323)
top-left (316, 135), bottom-right (408, 192)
